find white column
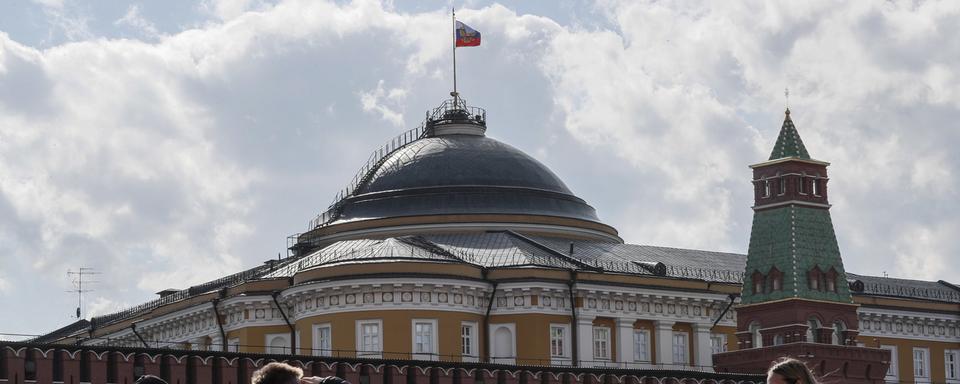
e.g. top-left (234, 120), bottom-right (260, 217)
top-left (577, 316), bottom-right (595, 366)
top-left (210, 334), bottom-right (224, 352)
top-left (616, 318), bottom-right (635, 368)
top-left (191, 337), bottom-right (207, 351)
top-left (654, 320), bottom-right (675, 367)
top-left (693, 323), bottom-right (714, 372)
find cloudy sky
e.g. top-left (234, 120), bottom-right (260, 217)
top-left (1, 0), bottom-right (958, 337)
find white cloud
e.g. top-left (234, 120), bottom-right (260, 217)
top-left (0, 273), bottom-right (10, 295)
top-left (114, 5), bottom-right (161, 39)
top-left (893, 222), bottom-right (956, 281)
top-left (359, 80), bottom-right (407, 127)
top-left (200, 0), bottom-right (264, 21)
top-left (29, 0), bottom-right (64, 10)
top-left (86, 296), bottom-right (129, 319)
top-left (541, 1), bottom-right (960, 276)
top-left (0, 0), bottom-right (958, 336)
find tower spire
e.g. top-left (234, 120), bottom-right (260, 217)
top-left (769, 107), bottom-right (810, 160)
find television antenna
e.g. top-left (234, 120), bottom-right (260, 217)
top-left (67, 267), bottom-right (99, 319)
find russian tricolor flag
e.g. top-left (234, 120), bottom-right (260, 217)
top-left (455, 21), bottom-right (481, 47)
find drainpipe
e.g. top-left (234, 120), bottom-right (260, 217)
top-left (130, 323), bottom-right (149, 348)
top-left (481, 268), bottom-right (498, 363)
top-left (567, 269), bottom-right (579, 367)
top-left (711, 293), bottom-right (739, 329)
top-left (271, 292), bottom-right (296, 355)
top-left (211, 298), bottom-right (228, 352)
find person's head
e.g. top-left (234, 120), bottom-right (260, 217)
top-left (767, 358), bottom-right (819, 384)
top-left (135, 375), bottom-right (169, 384)
top-left (252, 362), bottom-right (303, 384)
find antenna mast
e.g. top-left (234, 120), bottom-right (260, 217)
top-left (67, 267), bottom-right (99, 319)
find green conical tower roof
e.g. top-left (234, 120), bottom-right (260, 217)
top-left (741, 206), bottom-right (853, 304)
top-left (769, 109), bottom-right (811, 160)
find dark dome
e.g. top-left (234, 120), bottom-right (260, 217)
top-left (360, 135), bottom-right (573, 195)
top-left (334, 134), bottom-right (602, 223)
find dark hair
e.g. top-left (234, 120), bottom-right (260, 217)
top-left (252, 362), bottom-right (303, 384)
top-left (135, 375), bottom-right (169, 384)
top-left (768, 357), bottom-right (820, 384)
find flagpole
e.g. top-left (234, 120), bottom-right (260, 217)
top-left (451, 7), bottom-right (459, 106)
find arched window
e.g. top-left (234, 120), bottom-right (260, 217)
top-left (807, 318), bottom-right (821, 343)
top-left (799, 173), bottom-right (807, 194)
top-left (752, 271), bottom-right (765, 295)
top-left (773, 334), bottom-right (785, 346)
top-left (768, 267), bottom-right (783, 292)
top-left (778, 173), bottom-right (786, 195)
top-left (825, 268), bottom-right (838, 292)
top-left (749, 322), bottom-right (762, 348)
top-left (832, 321), bottom-right (847, 345)
top-left (812, 174), bottom-right (820, 196)
top-left (808, 267), bottom-right (822, 291)
top-left (763, 178), bottom-right (772, 198)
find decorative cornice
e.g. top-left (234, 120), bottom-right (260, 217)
top-left (751, 200), bottom-right (831, 211)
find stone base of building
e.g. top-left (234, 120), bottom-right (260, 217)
top-left (713, 342), bottom-right (890, 384)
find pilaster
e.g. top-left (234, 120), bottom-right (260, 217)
top-left (577, 316), bottom-right (596, 366)
top-left (654, 320), bottom-right (675, 367)
top-left (693, 323), bottom-right (713, 372)
top-left (616, 318), bottom-right (635, 368)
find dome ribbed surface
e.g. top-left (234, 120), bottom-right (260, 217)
top-left (334, 134), bottom-right (601, 223)
top-left (359, 135), bottom-right (573, 194)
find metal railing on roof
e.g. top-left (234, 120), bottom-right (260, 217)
top-left (89, 262), bottom-right (285, 328)
top-left (863, 282), bottom-right (960, 302)
top-left (305, 98), bottom-right (487, 230)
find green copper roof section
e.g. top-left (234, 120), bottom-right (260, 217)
top-left (741, 205), bottom-right (852, 304)
top-left (768, 109), bottom-right (811, 160)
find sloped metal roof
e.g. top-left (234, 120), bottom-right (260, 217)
top-left (48, 234), bottom-right (955, 343)
top-left (273, 232), bottom-right (745, 283)
top-left (847, 272), bottom-right (960, 303)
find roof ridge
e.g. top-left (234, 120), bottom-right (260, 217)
top-left (939, 279), bottom-right (960, 293)
top-left (624, 243), bottom-right (746, 257)
top-left (397, 235), bottom-right (477, 265)
top-left (503, 230), bottom-right (601, 271)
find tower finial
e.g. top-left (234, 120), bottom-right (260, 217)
top-left (784, 87), bottom-right (790, 113)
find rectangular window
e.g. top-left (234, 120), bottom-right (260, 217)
top-left (593, 327), bottom-right (610, 360)
top-left (313, 324), bottom-right (332, 356)
top-left (633, 329), bottom-right (649, 362)
top-left (412, 319), bottom-right (438, 360)
top-left (415, 322), bottom-right (433, 353)
top-left (812, 177), bottom-right (820, 196)
top-left (227, 338), bottom-right (240, 353)
top-left (947, 350), bottom-right (959, 381)
top-left (673, 333), bottom-right (688, 366)
top-left (356, 320), bottom-right (382, 358)
top-left (763, 179), bottom-right (771, 198)
top-left (799, 175), bottom-right (807, 194)
top-left (881, 345), bottom-right (898, 382)
top-left (550, 326), bottom-right (566, 358)
top-left (914, 348), bottom-right (929, 379)
top-left (462, 324), bottom-right (474, 356)
top-left (779, 175), bottom-right (786, 195)
top-left (710, 334), bottom-right (726, 354)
